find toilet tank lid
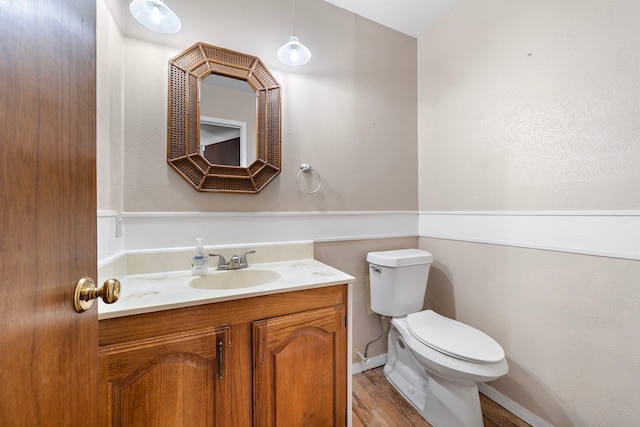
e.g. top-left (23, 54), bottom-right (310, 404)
top-left (367, 249), bottom-right (433, 267)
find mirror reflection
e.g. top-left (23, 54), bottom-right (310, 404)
top-left (200, 75), bottom-right (257, 167)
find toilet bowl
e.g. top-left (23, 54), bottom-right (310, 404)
top-left (367, 249), bottom-right (508, 427)
top-left (385, 313), bottom-right (508, 427)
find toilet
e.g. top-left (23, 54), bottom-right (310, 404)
top-left (367, 249), bottom-right (508, 427)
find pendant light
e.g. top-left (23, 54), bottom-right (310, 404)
top-left (129, 0), bottom-right (182, 35)
top-left (277, 0), bottom-right (311, 66)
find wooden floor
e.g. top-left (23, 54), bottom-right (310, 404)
top-left (353, 367), bottom-right (530, 427)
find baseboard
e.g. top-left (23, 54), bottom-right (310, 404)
top-left (351, 353), bottom-right (387, 375)
top-left (478, 383), bottom-right (553, 427)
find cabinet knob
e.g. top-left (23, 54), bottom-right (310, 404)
top-left (74, 277), bottom-right (121, 313)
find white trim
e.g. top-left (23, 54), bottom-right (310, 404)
top-left (347, 284), bottom-right (354, 427)
top-left (313, 234), bottom-right (416, 243)
top-left (351, 353), bottom-right (388, 374)
top-left (123, 240), bottom-right (314, 255)
top-left (420, 211), bottom-right (640, 261)
top-left (97, 251), bottom-right (125, 269)
top-left (123, 210), bottom-right (417, 218)
top-left (200, 116), bottom-right (248, 167)
top-left (420, 210), bottom-right (640, 216)
top-left (121, 211), bottom-right (418, 252)
top-left (478, 383), bottom-right (554, 427)
top-left (98, 210), bottom-right (640, 264)
top-left (97, 210), bottom-right (124, 261)
top-left (97, 209), bottom-right (118, 218)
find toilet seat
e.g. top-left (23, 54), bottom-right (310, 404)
top-left (407, 310), bottom-right (505, 363)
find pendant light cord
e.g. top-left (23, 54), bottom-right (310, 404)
top-left (277, 0), bottom-right (311, 66)
top-left (292, 0), bottom-right (296, 36)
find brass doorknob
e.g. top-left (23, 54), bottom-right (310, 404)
top-left (74, 277), bottom-right (121, 313)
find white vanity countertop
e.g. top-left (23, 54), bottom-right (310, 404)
top-left (98, 259), bottom-right (355, 320)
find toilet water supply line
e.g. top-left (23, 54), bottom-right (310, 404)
top-left (356, 314), bottom-right (384, 366)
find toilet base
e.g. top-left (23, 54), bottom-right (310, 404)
top-left (385, 325), bottom-right (484, 427)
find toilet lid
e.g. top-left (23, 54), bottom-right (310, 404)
top-left (407, 310), bottom-right (505, 363)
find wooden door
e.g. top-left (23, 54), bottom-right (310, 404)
top-left (100, 327), bottom-right (230, 427)
top-left (0, 1), bottom-right (98, 426)
top-left (253, 306), bottom-right (347, 427)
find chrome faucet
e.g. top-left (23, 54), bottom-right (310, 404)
top-left (209, 250), bottom-right (255, 270)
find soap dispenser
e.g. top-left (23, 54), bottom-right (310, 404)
top-left (191, 238), bottom-right (208, 276)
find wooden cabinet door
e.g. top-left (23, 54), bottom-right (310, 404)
top-left (100, 326), bottom-right (230, 427)
top-left (253, 306), bottom-right (347, 427)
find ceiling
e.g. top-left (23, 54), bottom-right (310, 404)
top-left (105, 0), bottom-right (463, 51)
top-left (321, 0), bottom-right (463, 38)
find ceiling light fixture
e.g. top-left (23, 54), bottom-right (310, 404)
top-left (277, 0), bottom-right (311, 66)
top-left (129, 0), bottom-right (182, 34)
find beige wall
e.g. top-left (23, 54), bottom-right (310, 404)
top-left (418, 1), bottom-right (640, 425)
top-left (315, 237), bottom-right (418, 365)
top-left (96, 0), bottom-right (124, 211)
top-left (114, 0), bottom-right (417, 213)
top-left (421, 238), bottom-right (640, 426)
top-left (418, 0), bottom-right (640, 211)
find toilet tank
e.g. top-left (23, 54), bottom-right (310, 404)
top-left (367, 249), bottom-right (433, 317)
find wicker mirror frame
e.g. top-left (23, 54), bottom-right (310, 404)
top-left (168, 43), bottom-right (281, 193)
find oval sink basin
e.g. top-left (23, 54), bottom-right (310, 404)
top-left (189, 269), bottom-right (281, 290)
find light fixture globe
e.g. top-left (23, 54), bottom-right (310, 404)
top-left (277, 36), bottom-right (311, 66)
top-left (129, 0), bottom-right (182, 34)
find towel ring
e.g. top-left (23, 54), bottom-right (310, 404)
top-left (296, 163), bottom-right (322, 194)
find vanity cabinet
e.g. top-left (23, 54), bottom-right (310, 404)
top-left (98, 326), bottom-right (230, 427)
top-left (98, 285), bottom-right (348, 427)
top-left (253, 306), bottom-right (346, 427)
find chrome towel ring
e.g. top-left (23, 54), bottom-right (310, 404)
top-left (296, 163), bottom-right (322, 194)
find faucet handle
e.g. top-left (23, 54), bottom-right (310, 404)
top-left (239, 250), bottom-right (256, 267)
top-left (227, 255), bottom-right (241, 269)
top-left (209, 253), bottom-right (227, 269)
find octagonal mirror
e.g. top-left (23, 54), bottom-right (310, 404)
top-left (168, 42), bottom-right (281, 193)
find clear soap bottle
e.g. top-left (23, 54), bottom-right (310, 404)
top-left (191, 238), bottom-right (208, 276)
